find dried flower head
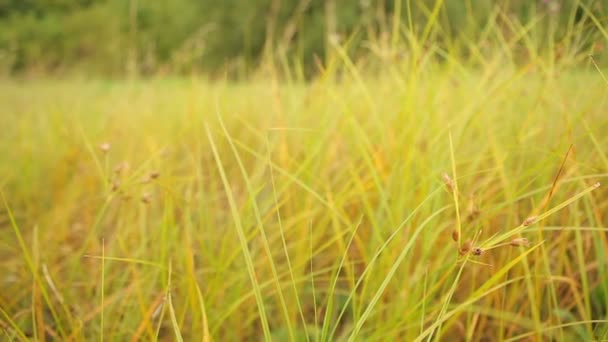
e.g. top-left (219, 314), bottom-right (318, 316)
top-left (442, 172), bottom-right (455, 192)
top-left (522, 216), bottom-right (538, 227)
top-left (99, 142), bottom-right (111, 153)
top-left (114, 162), bottom-right (129, 174)
top-left (459, 240), bottom-right (472, 256)
top-left (451, 229), bottom-right (460, 242)
top-left (472, 247), bottom-right (484, 256)
top-left (111, 180), bottom-right (121, 192)
top-left (510, 238), bottom-right (529, 247)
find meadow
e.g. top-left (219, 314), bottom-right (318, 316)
top-left (2, 13), bottom-right (608, 342)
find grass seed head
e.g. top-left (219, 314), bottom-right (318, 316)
top-left (459, 240), bottom-right (472, 255)
top-left (442, 172), bottom-right (455, 192)
top-left (451, 229), bottom-right (460, 242)
top-left (522, 216), bottom-right (538, 226)
top-left (510, 238), bottom-right (530, 247)
top-left (111, 180), bottom-right (120, 192)
top-left (99, 142), bottom-right (111, 153)
top-left (141, 192), bottom-right (151, 204)
top-left (472, 247), bottom-right (484, 256)
top-left (114, 162), bottom-right (129, 174)
top-left (149, 171), bottom-right (160, 180)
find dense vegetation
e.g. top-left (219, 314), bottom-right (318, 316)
top-left (0, 0), bottom-right (606, 76)
top-left (1, 1), bottom-right (608, 341)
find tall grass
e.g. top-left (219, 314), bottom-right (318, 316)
top-left (1, 3), bottom-right (608, 341)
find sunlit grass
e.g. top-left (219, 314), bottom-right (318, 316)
top-left (1, 7), bottom-right (608, 341)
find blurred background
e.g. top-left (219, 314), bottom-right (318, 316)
top-left (0, 0), bottom-right (606, 78)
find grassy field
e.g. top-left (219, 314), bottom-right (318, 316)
top-left (2, 24), bottom-right (608, 342)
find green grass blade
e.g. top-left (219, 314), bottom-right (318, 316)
top-left (205, 123), bottom-right (272, 341)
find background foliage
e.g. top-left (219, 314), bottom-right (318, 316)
top-left (0, 0), bottom-right (606, 77)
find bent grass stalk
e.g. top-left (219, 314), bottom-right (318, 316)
top-left (320, 216), bottom-right (363, 342)
top-left (415, 240), bottom-right (546, 341)
top-left (347, 205), bottom-right (450, 341)
top-left (217, 112), bottom-right (296, 341)
top-left (205, 123), bottom-right (272, 342)
top-left (481, 182), bottom-right (600, 249)
top-left (448, 131), bottom-right (462, 245)
top-left (327, 188), bottom-right (444, 341)
top-left (265, 132), bottom-right (310, 341)
top-left (166, 263), bottom-right (184, 342)
top-left (2, 192), bottom-right (67, 339)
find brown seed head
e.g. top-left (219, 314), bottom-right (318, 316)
top-left (451, 229), bottom-right (460, 242)
top-left (441, 173), bottom-right (455, 191)
top-left (114, 162), bottom-right (129, 174)
top-left (459, 240), bottom-right (472, 255)
top-left (111, 180), bottom-right (121, 192)
top-left (141, 192), bottom-right (151, 204)
top-left (522, 216), bottom-right (538, 227)
top-left (510, 238), bottom-right (530, 247)
top-left (149, 171), bottom-right (160, 180)
top-left (99, 142), bottom-right (111, 153)
top-left (472, 247), bottom-right (484, 256)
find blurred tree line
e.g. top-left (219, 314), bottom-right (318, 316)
top-left (0, 0), bottom-right (605, 77)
